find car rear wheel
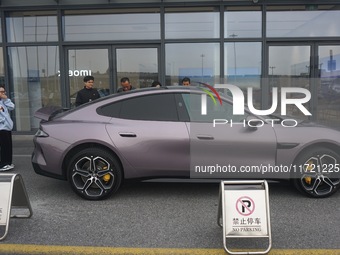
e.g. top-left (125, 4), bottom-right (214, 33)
top-left (67, 147), bottom-right (122, 200)
top-left (292, 147), bottom-right (340, 198)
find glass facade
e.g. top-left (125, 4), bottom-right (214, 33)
top-left (0, 1), bottom-right (339, 132)
top-left (6, 11), bottom-right (58, 42)
top-left (63, 9), bottom-right (161, 41)
top-left (0, 49), bottom-right (4, 84)
top-left (318, 45), bottom-right (340, 127)
top-left (267, 5), bottom-right (340, 37)
top-left (165, 43), bottom-right (220, 85)
top-left (225, 42), bottom-right (262, 107)
top-left (8, 46), bottom-right (60, 130)
top-left (268, 45), bottom-right (311, 119)
top-left (165, 7), bottom-right (219, 39)
top-left (224, 7), bottom-right (261, 38)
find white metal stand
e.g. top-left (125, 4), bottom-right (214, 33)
top-left (0, 174), bottom-right (33, 240)
top-left (217, 180), bottom-right (271, 254)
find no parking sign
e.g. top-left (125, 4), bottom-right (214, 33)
top-left (225, 191), bottom-right (267, 236)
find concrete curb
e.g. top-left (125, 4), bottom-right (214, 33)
top-left (12, 135), bottom-right (34, 141)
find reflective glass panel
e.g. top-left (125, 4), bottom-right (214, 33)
top-left (268, 45), bottom-right (311, 119)
top-left (1, 0), bottom-right (56, 6)
top-left (165, 8), bottom-right (219, 39)
top-left (0, 48), bottom-right (4, 85)
top-left (225, 42), bottom-right (261, 84)
top-left (6, 11), bottom-right (58, 42)
top-left (0, 16), bottom-right (2, 43)
top-left (64, 9), bottom-right (160, 41)
top-left (318, 45), bottom-right (340, 129)
top-left (224, 8), bottom-right (261, 38)
top-left (165, 43), bottom-right (220, 86)
top-left (224, 42), bottom-right (261, 107)
top-left (8, 46), bottom-right (60, 131)
top-left (267, 6), bottom-right (340, 37)
top-left (61, 0), bottom-right (161, 3)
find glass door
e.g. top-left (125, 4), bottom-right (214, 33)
top-left (66, 46), bottom-right (160, 107)
top-left (268, 44), bottom-right (340, 128)
top-left (115, 47), bottom-right (159, 91)
top-left (68, 48), bottom-right (110, 108)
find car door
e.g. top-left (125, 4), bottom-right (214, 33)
top-left (105, 92), bottom-right (190, 178)
top-left (179, 92), bottom-right (277, 179)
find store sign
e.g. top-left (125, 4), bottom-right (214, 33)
top-left (57, 70), bottom-right (92, 77)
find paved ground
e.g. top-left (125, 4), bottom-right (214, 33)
top-left (0, 135), bottom-right (339, 255)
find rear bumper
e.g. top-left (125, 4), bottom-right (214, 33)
top-left (31, 136), bottom-right (70, 180)
top-left (32, 158), bottom-right (66, 180)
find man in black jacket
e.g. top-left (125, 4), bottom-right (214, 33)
top-left (75, 76), bottom-right (100, 106)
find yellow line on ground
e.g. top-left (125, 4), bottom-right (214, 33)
top-left (0, 245), bottom-right (339, 255)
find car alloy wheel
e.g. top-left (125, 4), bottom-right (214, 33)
top-left (292, 147), bottom-right (340, 198)
top-left (67, 147), bottom-right (122, 200)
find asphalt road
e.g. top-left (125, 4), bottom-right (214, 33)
top-left (0, 136), bottom-right (339, 254)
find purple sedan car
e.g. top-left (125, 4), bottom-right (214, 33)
top-left (32, 86), bottom-right (340, 200)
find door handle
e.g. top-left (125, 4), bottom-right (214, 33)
top-left (119, 132), bottom-right (137, 138)
top-left (196, 135), bottom-right (214, 140)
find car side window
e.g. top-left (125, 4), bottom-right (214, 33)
top-left (97, 101), bottom-right (122, 118)
top-left (119, 93), bottom-right (178, 121)
top-left (174, 93), bottom-right (190, 122)
top-left (180, 93), bottom-right (246, 122)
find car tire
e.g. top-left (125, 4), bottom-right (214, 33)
top-left (292, 147), bottom-right (340, 198)
top-left (67, 147), bottom-right (122, 200)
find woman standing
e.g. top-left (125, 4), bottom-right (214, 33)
top-left (0, 86), bottom-right (15, 171)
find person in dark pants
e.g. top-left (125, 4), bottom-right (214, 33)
top-left (75, 75), bottom-right (100, 106)
top-left (0, 86), bottom-right (15, 171)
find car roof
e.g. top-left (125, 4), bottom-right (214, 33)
top-left (47, 86), bottom-right (202, 118)
top-left (82, 85), bottom-right (205, 103)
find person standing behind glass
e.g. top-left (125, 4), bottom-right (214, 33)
top-left (75, 75), bottom-right (100, 107)
top-left (117, 77), bottom-right (136, 93)
top-left (151, 81), bottom-right (162, 88)
top-left (181, 77), bottom-right (191, 86)
top-left (0, 86), bottom-right (15, 171)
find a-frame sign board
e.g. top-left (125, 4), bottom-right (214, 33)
top-left (217, 180), bottom-right (271, 255)
top-left (0, 173), bottom-right (33, 240)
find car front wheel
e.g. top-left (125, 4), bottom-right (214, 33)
top-left (67, 147), bottom-right (122, 200)
top-left (292, 147), bottom-right (340, 198)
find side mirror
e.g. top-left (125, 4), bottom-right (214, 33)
top-left (245, 115), bottom-right (263, 131)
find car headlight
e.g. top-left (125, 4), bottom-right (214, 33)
top-left (35, 129), bottom-right (49, 137)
